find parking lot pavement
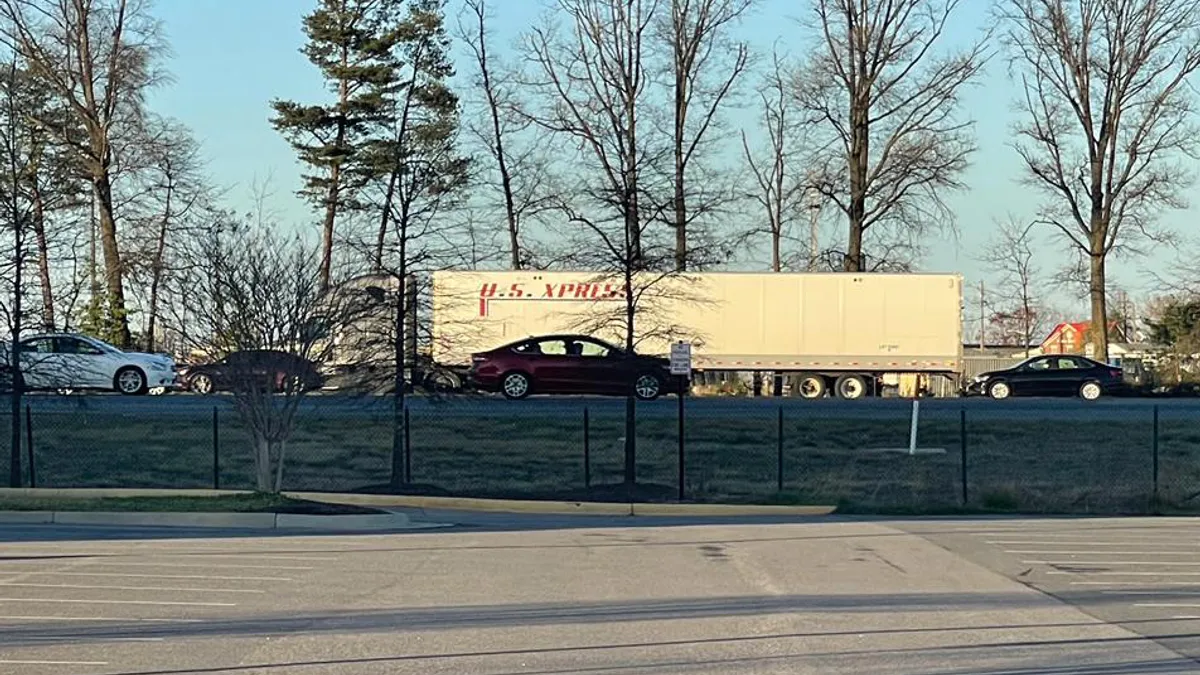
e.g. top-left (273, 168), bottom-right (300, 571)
top-left (900, 517), bottom-right (1200, 664)
top-left (2, 519), bottom-right (1198, 674)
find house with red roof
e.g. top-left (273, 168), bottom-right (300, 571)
top-left (1041, 321), bottom-right (1090, 354)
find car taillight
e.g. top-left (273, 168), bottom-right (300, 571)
top-left (1110, 369), bottom-right (1122, 378)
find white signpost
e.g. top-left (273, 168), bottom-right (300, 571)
top-left (669, 342), bottom-right (692, 376)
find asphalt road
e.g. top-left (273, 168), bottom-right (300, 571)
top-left (1, 516), bottom-right (1198, 674)
top-left (11, 390), bottom-right (1200, 422)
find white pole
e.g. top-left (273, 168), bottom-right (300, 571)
top-left (908, 399), bottom-right (920, 455)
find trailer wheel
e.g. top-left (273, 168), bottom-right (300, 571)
top-left (794, 373), bottom-right (826, 399)
top-left (834, 374), bottom-right (868, 400)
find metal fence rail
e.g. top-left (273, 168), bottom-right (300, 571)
top-left (0, 396), bottom-right (1192, 515)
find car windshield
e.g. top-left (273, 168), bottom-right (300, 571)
top-left (86, 337), bottom-right (124, 354)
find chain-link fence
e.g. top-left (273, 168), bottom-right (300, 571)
top-left (0, 396), bottom-right (1192, 514)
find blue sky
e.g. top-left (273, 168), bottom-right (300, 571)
top-left (144, 0), bottom-right (1198, 317)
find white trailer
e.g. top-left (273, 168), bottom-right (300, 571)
top-left (431, 270), bottom-right (963, 398)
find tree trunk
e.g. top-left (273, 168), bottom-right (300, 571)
top-left (673, 174), bottom-right (686, 272)
top-left (254, 436), bottom-right (272, 492)
top-left (92, 173), bottom-right (132, 347)
top-left (390, 211), bottom-right (408, 489)
top-left (771, 225), bottom-right (781, 273)
top-left (319, 157), bottom-right (342, 292)
top-left (845, 102), bottom-right (869, 273)
top-left (9, 170), bottom-right (22, 487)
top-left (145, 184), bottom-right (173, 353)
top-left (273, 439), bottom-right (287, 493)
top-left (320, 53), bottom-right (352, 291)
top-left (374, 168), bottom-right (397, 272)
top-left (1090, 250), bottom-right (1108, 362)
top-left (30, 185), bottom-right (53, 331)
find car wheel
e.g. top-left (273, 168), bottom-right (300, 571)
top-left (988, 380), bottom-right (1011, 400)
top-left (633, 373), bottom-right (662, 401)
top-left (834, 374), bottom-right (868, 400)
top-left (501, 372), bottom-right (532, 400)
top-left (115, 367), bottom-right (148, 396)
top-left (1080, 381), bottom-right (1103, 401)
top-left (423, 370), bottom-right (461, 393)
top-left (794, 373), bottom-right (826, 399)
top-left (189, 373), bottom-right (215, 395)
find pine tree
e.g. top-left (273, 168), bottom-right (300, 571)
top-left (271, 0), bottom-right (407, 291)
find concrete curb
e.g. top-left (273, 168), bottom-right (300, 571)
top-left (0, 510), bottom-right (417, 530)
top-left (284, 492), bottom-right (837, 517)
top-left (0, 488), bottom-right (248, 499)
top-left (0, 488), bottom-right (837, 519)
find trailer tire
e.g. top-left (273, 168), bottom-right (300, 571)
top-left (794, 373), bottom-right (826, 399)
top-left (834, 374), bottom-right (868, 400)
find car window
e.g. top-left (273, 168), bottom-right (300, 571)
top-left (57, 338), bottom-right (103, 355)
top-left (512, 341), bottom-right (540, 355)
top-left (1055, 357), bottom-right (1082, 370)
top-left (1025, 358), bottom-right (1054, 371)
top-left (577, 339), bottom-right (611, 358)
top-left (20, 338), bottom-right (53, 354)
top-left (537, 340), bottom-right (568, 356)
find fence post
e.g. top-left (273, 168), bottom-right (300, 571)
top-left (1152, 404), bottom-right (1160, 512)
top-left (960, 408), bottom-right (968, 506)
top-left (677, 381), bottom-right (686, 502)
top-left (583, 407), bottom-right (591, 489)
top-left (776, 406), bottom-right (784, 493)
top-left (403, 406), bottom-right (412, 484)
top-left (212, 407), bottom-right (220, 490)
top-left (25, 404), bottom-right (34, 488)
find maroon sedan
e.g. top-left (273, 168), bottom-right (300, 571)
top-left (469, 334), bottom-right (677, 400)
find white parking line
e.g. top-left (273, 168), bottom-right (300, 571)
top-left (0, 660), bottom-right (108, 666)
top-left (1049, 571), bottom-right (1200, 576)
top-left (43, 572), bottom-right (292, 581)
top-left (1102, 591), bottom-right (1200, 596)
top-left (987, 539), bottom-right (1200, 545)
top-left (0, 583), bottom-right (266, 594)
top-left (3, 554), bottom-right (335, 563)
top-left (77, 562), bottom-right (312, 570)
top-left (1136, 603), bottom-right (1200, 608)
top-left (0, 615), bottom-right (202, 623)
top-left (1005, 550), bottom-right (1200, 555)
top-left (1025, 560), bottom-right (1200, 566)
top-left (19, 637), bottom-right (165, 643)
top-left (0, 597), bottom-right (236, 607)
top-left (1072, 581), bottom-right (1200, 586)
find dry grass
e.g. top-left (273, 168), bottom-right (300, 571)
top-left (0, 404), bottom-right (1189, 513)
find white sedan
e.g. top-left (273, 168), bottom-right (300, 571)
top-left (4, 333), bottom-right (177, 395)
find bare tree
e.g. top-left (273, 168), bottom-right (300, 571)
top-left (741, 46), bottom-right (807, 273)
top-left (0, 57), bottom-right (34, 486)
top-left (796, 0), bottom-right (986, 272)
top-left (168, 225), bottom-right (366, 493)
top-left (0, 0), bottom-right (165, 347)
top-left (660, 0), bottom-right (751, 270)
top-left (522, 0), bottom-right (667, 269)
top-left (981, 218), bottom-right (1045, 355)
top-left (1000, 0), bottom-right (1200, 362)
top-left (456, 0), bottom-right (554, 270)
top-left (124, 118), bottom-right (210, 353)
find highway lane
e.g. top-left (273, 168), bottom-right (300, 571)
top-left (9, 391), bottom-right (1200, 422)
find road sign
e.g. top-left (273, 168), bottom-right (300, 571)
top-left (669, 342), bottom-right (692, 376)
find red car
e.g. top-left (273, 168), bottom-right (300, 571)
top-left (470, 334), bottom-right (678, 400)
